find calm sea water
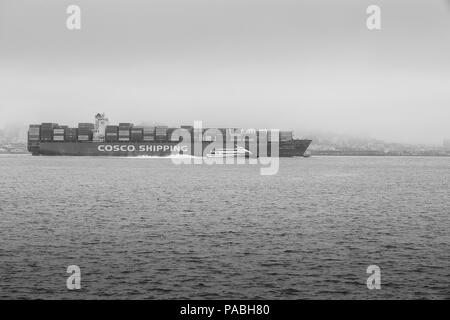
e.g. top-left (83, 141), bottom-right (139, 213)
top-left (0, 155), bottom-right (448, 299)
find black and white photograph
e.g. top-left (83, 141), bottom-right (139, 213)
top-left (0, 0), bottom-right (449, 309)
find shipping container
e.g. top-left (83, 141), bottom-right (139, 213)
top-left (106, 125), bottom-right (118, 132)
top-left (155, 126), bottom-right (168, 134)
top-left (131, 127), bottom-right (143, 135)
top-left (65, 128), bottom-right (77, 134)
top-left (78, 128), bottom-right (93, 134)
top-left (40, 134), bottom-right (53, 140)
top-left (41, 123), bottom-right (58, 127)
top-left (78, 123), bottom-right (94, 130)
top-left (38, 123), bottom-right (56, 141)
top-left (28, 134), bottom-right (40, 141)
top-left (78, 126), bottom-right (93, 130)
top-left (105, 135), bottom-right (118, 142)
top-left (65, 135), bottom-right (77, 142)
top-left (78, 135), bottom-right (90, 141)
top-left (53, 136), bottom-right (65, 141)
top-left (29, 130), bottom-right (40, 136)
top-left (130, 134), bottom-right (143, 142)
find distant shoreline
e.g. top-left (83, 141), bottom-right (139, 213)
top-left (310, 151), bottom-right (450, 157)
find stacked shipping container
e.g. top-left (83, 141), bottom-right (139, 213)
top-left (130, 127), bottom-right (143, 142)
top-left (53, 126), bottom-right (66, 141)
top-left (105, 125), bottom-right (118, 142)
top-left (155, 126), bottom-right (168, 140)
top-left (78, 123), bottom-right (94, 141)
top-left (41, 123), bottom-right (58, 141)
top-left (143, 126), bottom-right (155, 141)
top-left (29, 121), bottom-right (296, 145)
top-left (118, 123), bottom-right (133, 141)
top-left (65, 128), bottom-right (78, 142)
top-left (28, 125), bottom-right (41, 141)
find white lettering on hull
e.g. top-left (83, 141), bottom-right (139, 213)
top-left (98, 144), bottom-right (188, 153)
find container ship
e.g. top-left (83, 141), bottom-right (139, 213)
top-left (27, 113), bottom-right (312, 157)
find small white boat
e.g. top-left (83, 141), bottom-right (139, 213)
top-left (206, 146), bottom-right (252, 158)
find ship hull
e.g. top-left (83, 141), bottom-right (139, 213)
top-left (29, 140), bottom-right (312, 157)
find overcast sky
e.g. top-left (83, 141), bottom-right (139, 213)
top-left (0, 0), bottom-right (449, 144)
